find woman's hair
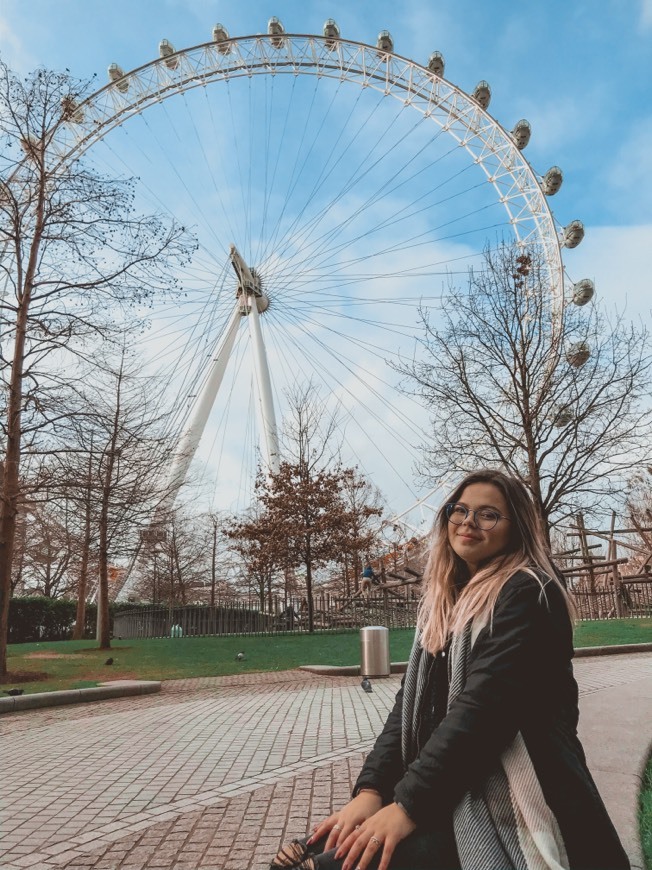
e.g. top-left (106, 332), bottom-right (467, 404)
top-left (417, 469), bottom-right (574, 654)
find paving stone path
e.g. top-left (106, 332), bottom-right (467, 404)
top-left (1, 654), bottom-right (651, 870)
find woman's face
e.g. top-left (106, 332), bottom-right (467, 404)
top-left (447, 482), bottom-right (513, 574)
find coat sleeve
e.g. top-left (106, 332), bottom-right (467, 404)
top-left (352, 676), bottom-right (406, 803)
top-left (393, 574), bottom-right (555, 827)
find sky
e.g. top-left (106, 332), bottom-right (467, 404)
top-left (1, 0), bottom-right (651, 530)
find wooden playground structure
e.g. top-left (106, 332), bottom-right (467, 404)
top-left (336, 534), bottom-right (428, 613)
top-left (559, 512), bottom-right (652, 619)
top-left (336, 510), bottom-right (652, 621)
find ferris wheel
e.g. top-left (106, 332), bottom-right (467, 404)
top-left (47, 17), bottom-right (594, 593)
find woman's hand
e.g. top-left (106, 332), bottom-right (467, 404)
top-left (336, 802), bottom-right (417, 870)
top-left (308, 790), bottom-right (383, 853)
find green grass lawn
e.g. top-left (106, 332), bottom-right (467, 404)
top-left (573, 618), bottom-right (652, 648)
top-left (2, 618), bottom-right (650, 695)
top-left (640, 752), bottom-right (652, 870)
top-left (2, 631), bottom-right (413, 695)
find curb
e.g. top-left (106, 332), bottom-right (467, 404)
top-left (299, 663), bottom-right (406, 676)
top-left (573, 642), bottom-right (652, 657)
top-left (0, 679), bottom-right (161, 714)
top-left (300, 642), bottom-right (652, 676)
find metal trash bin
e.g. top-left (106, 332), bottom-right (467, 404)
top-left (360, 626), bottom-right (390, 677)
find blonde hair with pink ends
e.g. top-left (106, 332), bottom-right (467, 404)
top-left (417, 470), bottom-right (574, 655)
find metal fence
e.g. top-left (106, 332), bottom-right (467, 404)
top-left (571, 579), bottom-right (652, 621)
top-left (113, 594), bottom-right (419, 639)
top-left (113, 579), bottom-right (652, 640)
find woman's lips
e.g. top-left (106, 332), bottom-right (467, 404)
top-left (457, 533), bottom-right (481, 541)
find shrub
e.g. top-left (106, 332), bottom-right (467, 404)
top-left (7, 597), bottom-right (152, 643)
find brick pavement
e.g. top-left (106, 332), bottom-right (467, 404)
top-left (1, 654), bottom-right (651, 870)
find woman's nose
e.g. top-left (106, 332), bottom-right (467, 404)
top-left (461, 510), bottom-right (478, 527)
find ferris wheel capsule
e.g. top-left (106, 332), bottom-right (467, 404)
top-left (376, 30), bottom-right (394, 54)
top-left (323, 19), bottom-right (340, 49)
top-left (542, 166), bottom-right (563, 196)
top-left (108, 63), bottom-right (129, 93)
top-left (566, 341), bottom-right (591, 367)
top-left (212, 23), bottom-right (231, 53)
top-left (427, 51), bottom-right (445, 77)
top-left (572, 278), bottom-right (595, 306)
top-left (552, 406), bottom-right (574, 427)
top-left (61, 94), bottom-right (84, 123)
top-left (268, 16), bottom-right (286, 48)
top-left (159, 39), bottom-right (179, 70)
top-left (511, 119), bottom-right (531, 150)
top-left (563, 220), bottom-right (585, 249)
top-left (473, 80), bottom-right (491, 109)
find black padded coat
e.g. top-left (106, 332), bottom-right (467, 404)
top-left (353, 572), bottom-right (630, 870)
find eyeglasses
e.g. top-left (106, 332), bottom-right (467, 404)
top-left (445, 503), bottom-right (510, 531)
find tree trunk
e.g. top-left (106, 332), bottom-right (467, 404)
top-left (73, 512), bottom-right (91, 640)
top-left (97, 464), bottom-right (116, 649)
top-left (73, 441), bottom-right (94, 639)
top-left (210, 522), bottom-right (217, 607)
top-left (172, 542), bottom-right (185, 604)
top-left (524, 432), bottom-right (551, 548)
top-left (0, 150), bottom-right (47, 676)
top-left (1, 285), bottom-right (42, 669)
top-left (305, 538), bottom-right (314, 633)
top-left (8, 511), bottom-right (27, 596)
top-left (97, 493), bottom-right (112, 649)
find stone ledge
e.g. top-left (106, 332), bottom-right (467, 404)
top-left (0, 679), bottom-right (161, 714)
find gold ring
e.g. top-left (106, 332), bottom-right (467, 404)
top-left (370, 835), bottom-right (382, 847)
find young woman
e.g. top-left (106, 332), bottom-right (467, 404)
top-left (270, 470), bottom-right (630, 870)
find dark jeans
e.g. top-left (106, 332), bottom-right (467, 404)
top-left (297, 825), bottom-right (460, 870)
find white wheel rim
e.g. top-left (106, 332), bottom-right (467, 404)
top-left (46, 33), bottom-right (567, 517)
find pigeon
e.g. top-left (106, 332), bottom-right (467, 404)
top-left (104, 657), bottom-right (114, 666)
top-left (235, 651), bottom-right (245, 662)
top-left (361, 678), bottom-right (373, 693)
top-left (3, 688), bottom-right (24, 696)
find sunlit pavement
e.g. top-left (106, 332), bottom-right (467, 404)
top-left (1, 655), bottom-right (651, 870)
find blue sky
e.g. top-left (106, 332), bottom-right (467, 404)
top-left (1, 0), bottom-right (651, 524)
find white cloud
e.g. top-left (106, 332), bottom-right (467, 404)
top-left (0, 13), bottom-right (35, 72)
top-left (604, 116), bottom-right (652, 222)
top-left (641, 0), bottom-right (652, 30)
top-left (508, 90), bottom-right (603, 160)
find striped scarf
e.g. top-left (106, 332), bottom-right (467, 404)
top-left (401, 623), bottom-right (569, 870)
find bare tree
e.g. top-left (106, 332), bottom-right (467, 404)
top-left (136, 508), bottom-right (239, 607)
top-left (398, 244), bottom-right (652, 539)
top-left (15, 497), bottom-right (78, 598)
top-left (160, 512), bottom-right (213, 605)
top-left (0, 62), bottom-right (194, 674)
top-left (336, 468), bottom-right (383, 596)
top-left (80, 352), bottom-right (174, 647)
